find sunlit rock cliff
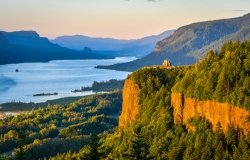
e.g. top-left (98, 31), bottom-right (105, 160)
top-left (171, 93), bottom-right (250, 134)
top-left (119, 79), bottom-right (140, 128)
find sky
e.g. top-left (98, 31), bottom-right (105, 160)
top-left (0, 0), bottom-right (250, 39)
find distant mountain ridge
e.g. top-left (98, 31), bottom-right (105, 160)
top-left (51, 30), bottom-right (174, 57)
top-left (0, 31), bottom-right (113, 65)
top-left (98, 13), bottom-right (250, 71)
top-left (2, 31), bottom-right (68, 52)
top-left (117, 30), bottom-right (175, 57)
top-left (52, 35), bottom-right (130, 51)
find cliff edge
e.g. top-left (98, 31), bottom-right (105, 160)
top-left (119, 79), bottom-right (140, 128)
top-left (171, 93), bottom-right (250, 134)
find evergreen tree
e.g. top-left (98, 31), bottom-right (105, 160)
top-left (80, 133), bottom-right (110, 160)
top-left (80, 134), bottom-right (101, 160)
top-left (123, 127), bottom-right (153, 160)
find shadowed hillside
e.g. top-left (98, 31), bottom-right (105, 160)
top-left (0, 31), bottom-right (116, 65)
top-left (98, 13), bottom-right (250, 71)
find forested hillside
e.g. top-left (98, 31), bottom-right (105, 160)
top-left (173, 41), bottom-right (250, 109)
top-left (0, 92), bottom-right (121, 159)
top-left (98, 41), bottom-right (250, 159)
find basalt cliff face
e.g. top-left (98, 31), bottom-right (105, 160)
top-left (119, 79), bottom-right (140, 128)
top-left (119, 81), bottom-right (250, 134)
top-left (171, 93), bottom-right (250, 134)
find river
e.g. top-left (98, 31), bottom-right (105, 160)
top-left (0, 57), bottom-right (135, 103)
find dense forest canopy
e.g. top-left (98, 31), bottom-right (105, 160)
top-left (0, 92), bottom-right (122, 159)
top-left (173, 41), bottom-right (250, 109)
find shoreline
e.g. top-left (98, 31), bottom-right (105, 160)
top-left (0, 94), bottom-right (97, 119)
top-left (0, 56), bottom-right (137, 66)
top-left (0, 91), bottom-right (121, 120)
top-left (0, 91), bottom-right (119, 112)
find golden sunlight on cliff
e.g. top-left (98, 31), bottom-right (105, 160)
top-left (119, 79), bottom-right (140, 128)
top-left (171, 93), bottom-right (250, 134)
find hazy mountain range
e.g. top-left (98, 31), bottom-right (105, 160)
top-left (0, 30), bottom-right (174, 65)
top-left (51, 30), bottom-right (174, 57)
top-left (0, 31), bottom-right (110, 65)
top-left (98, 13), bottom-right (250, 71)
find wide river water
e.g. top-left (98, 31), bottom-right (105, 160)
top-left (0, 57), bottom-right (136, 103)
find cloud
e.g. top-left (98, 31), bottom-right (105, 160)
top-left (232, 9), bottom-right (247, 12)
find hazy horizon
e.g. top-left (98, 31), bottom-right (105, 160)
top-left (0, 0), bottom-right (250, 39)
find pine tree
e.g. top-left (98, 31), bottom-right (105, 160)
top-left (80, 133), bottom-right (110, 160)
top-left (123, 127), bottom-right (153, 160)
top-left (80, 134), bottom-right (101, 160)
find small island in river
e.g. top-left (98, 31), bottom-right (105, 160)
top-left (72, 79), bottom-right (124, 93)
top-left (33, 92), bottom-right (58, 97)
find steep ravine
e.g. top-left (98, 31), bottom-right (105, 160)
top-left (171, 93), bottom-right (250, 134)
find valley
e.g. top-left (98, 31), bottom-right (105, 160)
top-left (0, 4), bottom-right (250, 159)
top-left (0, 41), bottom-right (249, 159)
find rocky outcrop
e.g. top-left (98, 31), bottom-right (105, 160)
top-left (119, 79), bottom-right (140, 128)
top-left (171, 93), bottom-right (250, 134)
top-left (119, 79), bottom-right (250, 133)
